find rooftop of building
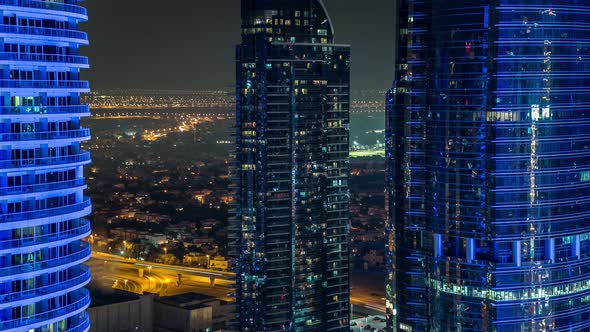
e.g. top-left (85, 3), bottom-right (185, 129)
top-left (156, 292), bottom-right (217, 308)
top-left (88, 288), bottom-right (141, 307)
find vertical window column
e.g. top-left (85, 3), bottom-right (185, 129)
top-left (545, 238), bottom-right (555, 263)
top-left (513, 241), bottom-right (521, 267)
top-left (573, 235), bottom-right (581, 259)
top-left (466, 238), bottom-right (475, 263)
top-left (434, 234), bottom-right (442, 257)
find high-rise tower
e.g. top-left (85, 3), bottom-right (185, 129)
top-left (230, 0), bottom-right (351, 330)
top-left (0, 1), bottom-right (91, 331)
top-left (387, 0), bottom-right (590, 331)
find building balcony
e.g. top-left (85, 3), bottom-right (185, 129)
top-left (0, 105), bottom-right (90, 116)
top-left (0, 152), bottom-right (91, 170)
top-left (0, 265), bottom-right (90, 309)
top-left (0, 128), bottom-right (90, 142)
top-left (0, 0), bottom-right (87, 18)
top-left (0, 178), bottom-right (86, 196)
top-left (0, 241), bottom-right (90, 279)
top-left (0, 24), bottom-right (88, 44)
top-left (0, 52), bottom-right (89, 67)
top-left (0, 80), bottom-right (89, 91)
top-left (68, 313), bottom-right (90, 332)
top-left (0, 197), bottom-right (91, 224)
top-left (0, 288), bottom-right (90, 332)
top-left (0, 218), bottom-right (90, 254)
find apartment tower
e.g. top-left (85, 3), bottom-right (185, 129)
top-left (231, 0), bottom-right (351, 330)
top-left (0, 1), bottom-right (91, 331)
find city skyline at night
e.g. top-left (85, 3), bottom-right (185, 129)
top-left (5, 1), bottom-right (590, 331)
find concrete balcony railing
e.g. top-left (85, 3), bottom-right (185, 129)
top-left (0, 24), bottom-right (87, 42)
top-left (0, 219), bottom-right (90, 250)
top-left (0, 265), bottom-right (90, 307)
top-left (0, 242), bottom-right (90, 278)
top-left (0, 105), bottom-right (90, 115)
top-left (0, 79), bottom-right (89, 90)
top-left (0, 0), bottom-right (87, 16)
top-left (0, 288), bottom-right (90, 331)
top-left (68, 313), bottom-right (91, 332)
top-left (0, 128), bottom-right (90, 142)
top-left (0, 178), bottom-right (86, 196)
top-left (0, 52), bottom-right (88, 65)
top-left (0, 197), bottom-right (91, 223)
top-left (0, 152), bottom-right (91, 169)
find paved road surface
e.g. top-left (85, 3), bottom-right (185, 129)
top-left (87, 253), bottom-right (386, 316)
top-left (351, 271), bottom-right (386, 315)
top-left (86, 257), bottom-right (231, 301)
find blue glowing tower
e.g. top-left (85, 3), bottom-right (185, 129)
top-left (387, 0), bottom-right (590, 331)
top-left (0, 1), bottom-right (91, 331)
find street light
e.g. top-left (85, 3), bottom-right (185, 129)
top-left (164, 247), bottom-right (168, 255)
top-left (206, 255), bottom-right (210, 269)
top-left (147, 266), bottom-right (152, 275)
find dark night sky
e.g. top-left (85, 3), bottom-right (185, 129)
top-left (81, 0), bottom-right (394, 91)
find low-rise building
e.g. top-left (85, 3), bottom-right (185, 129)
top-left (209, 256), bottom-right (228, 271)
top-left (88, 291), bottom-right (235, 332)
top-left (88, 291), bottom-right (154, 332)
top-left (183, 252), bottom-right (209, 267)
top-left (155, 293), bottom-right (234, 332)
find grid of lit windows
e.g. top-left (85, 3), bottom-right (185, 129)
top-left (388, 1), bottom-right (590, 331)
top-left (0, 1), bottom-right (91, 331)
top-left (231, 1), bottom-right (350, 331)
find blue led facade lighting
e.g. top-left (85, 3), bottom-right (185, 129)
top-left (0, 1), bottom-right (91, 331)
top-left (231, 0), bottom-right (351, 331)
top-left (387, 0), bottom-right (590, 330)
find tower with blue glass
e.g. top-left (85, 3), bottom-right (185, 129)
top-left (231, 0), bottom-right (351, 330)
top-left (0, 1), bottom-right (91, 331)
top-left (387, 0), bottom-right (590, 330)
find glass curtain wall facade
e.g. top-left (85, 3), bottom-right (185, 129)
top-left (0, 1), bottom-right (91, 331)
top-left (387, 0), bottom-right (590, 331)
top-left (231, 0), bottom-right (350, 330)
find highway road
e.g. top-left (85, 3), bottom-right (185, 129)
top-left (351, 293), bottom-right (385, 316)
top-left (86, 256), bottom-right (232, 301)
top-left (87, 253), bottom-right (385, 315)
top-left (351, 271), bottom-right (386, 315)
top-left (91, 252), bottom-right (234, 280)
